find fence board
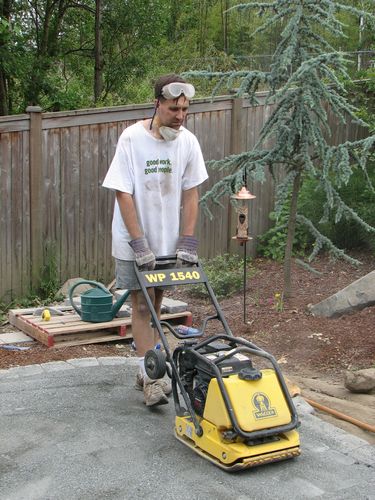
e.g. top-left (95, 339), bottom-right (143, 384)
top-left (79, 125), bottom-right (99, 279)
top-left (61, 126), bottom-right (80, 281)
top-left (0, 133), bottom-right (13, 300)
top-left (97, 123), bottom-right (110, 282)
top-left (11, 132), bottom-right (23, 297)
top-left (21, 131), bottom-right (30, 294)
top-left (105, 123), bottom-right (118, 282)
top-left (0, 115), bottom-right (29, 133)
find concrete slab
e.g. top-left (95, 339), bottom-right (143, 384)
top-left (2, 364), bottom-right (44, 377)
top-left (0, 360), bottom-right (374, 500)
top-left (97, 356), bottom-right (129, 365)
top-left (40, 361), bottom-right (75, 372)
top-left (0, 331), bottom-right (35, 344)
top-left (162, 297), bottom-right (188, 313)
top-left (66, 357), bottom-right (100, 367)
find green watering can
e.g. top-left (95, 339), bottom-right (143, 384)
top-left (69, 280), bottom-right (131, 323)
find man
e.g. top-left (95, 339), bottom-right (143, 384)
top-left (102, 74), bottom-right (208, 407)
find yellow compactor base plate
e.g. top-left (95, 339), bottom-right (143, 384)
top-left (175, 416), bottom-right (300, 472)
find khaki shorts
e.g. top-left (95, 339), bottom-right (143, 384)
top-left (115, 259), bottom-right (142, 290)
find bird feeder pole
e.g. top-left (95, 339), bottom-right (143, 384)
top-left (231, 187), bottom-right (256, 323)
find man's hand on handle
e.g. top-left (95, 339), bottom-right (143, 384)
top-left (176, 235), bottom-right (198, 267)
top-left (129, 237), bottom-right (156, 270)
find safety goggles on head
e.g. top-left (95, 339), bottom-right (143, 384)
top-left (161, 82), bottom-right (195, 100)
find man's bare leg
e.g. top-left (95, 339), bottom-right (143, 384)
top-left (131, 288), bottom-right (168, 406)
top-left (131, 288), bottom-right (157, 356)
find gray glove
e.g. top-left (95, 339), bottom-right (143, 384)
top-left (129, 237), bottom-right (155, 270)
top-left (176, 235), bottom-right (198, 267)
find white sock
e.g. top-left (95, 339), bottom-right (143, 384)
top-left (138, 357), bottom-right (151, 383)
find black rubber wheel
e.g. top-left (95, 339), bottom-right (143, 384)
top-left (144, 349), bottom-right (166, 379)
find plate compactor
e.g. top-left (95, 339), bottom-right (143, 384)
top-left (135, 257), bottom-right (300, 472)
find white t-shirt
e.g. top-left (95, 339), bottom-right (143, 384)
top-left (102, 121), bottom-right (208, 260)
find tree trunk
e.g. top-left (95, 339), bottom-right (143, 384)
top-left (94, 0), bottom-right (103, 102)
top-left (168, 0), bottom-right (179, 41)
top-left (221, 0), bottom-right (229, 53)
top-left (283, 170), bottom-right (301, 298)
top-left (0, 0), bottom-right (10, 115)
top-left (357, 15), bottom-right (364, 71)
top-left (0, 70), bottom-right (8, 115)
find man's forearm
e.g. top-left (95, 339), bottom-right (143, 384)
top-left (181, 187), bottom-right (199, 236)
top-left (116, 191), bottom-right (143, 239)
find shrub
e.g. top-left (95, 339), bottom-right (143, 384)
top-left (257, 205), bottom-right (310, 261)
top-left (187, 254), bottom-right (253, 299)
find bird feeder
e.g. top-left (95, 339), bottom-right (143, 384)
top-left (231, 186), bottom-right (256, 243)
top-left (231, 186), bottom-right (256, 323)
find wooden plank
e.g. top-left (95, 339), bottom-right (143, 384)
top-left (43, 128), bottom-right (61, 258)
top-left (28, 107), bottom-right (44, 290)
top-left (0, 115), bottom-right (29, 133)
top-left (214, 110), bottom-right (229, 256)
top-left (11, 131), bottom-right (23, 297)
top-left (43, 108), bottom-right (153, 129)
top-left (60, 126), bottom-right (80, 280)
top-left (90, 124), bottom-right (99, 278)
top-left (41, 99), bottom-right (233, 129)
top-left (0, 132), bottom-right (12, 300)
top-left (231, 98), bottom-right (245, 155)
top-left (97, 123), bottom-right (109, 282)
top-left (194, 111), bottom-right (210, 258)
top-left (105, 123), bottom-right (118, 281)
top-left (79, 125), bottom-right (96, 278)
top-left (21, 131), bottom-right (30, 295)
top-left (10, 313), bottom-right (52, 346)
top-left (51, 331), bottom-right (131, 348)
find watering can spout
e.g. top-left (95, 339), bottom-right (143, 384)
top-left (111, 289), bottom-right (131, 317)
top-left (68, 280), bottom-right (130, 323)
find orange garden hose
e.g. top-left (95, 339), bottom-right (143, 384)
top-left (304, 397), bottom-right (375, 434)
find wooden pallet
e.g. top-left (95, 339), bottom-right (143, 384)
top-left (8, 307), bottom-right (192, 348)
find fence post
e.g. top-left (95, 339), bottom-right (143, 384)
top-left (228, 97), bottom-right (245, 253)
top-left (26, 106), bottom-right (43, 290)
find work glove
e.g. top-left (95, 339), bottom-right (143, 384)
top-left (129, 237), bottom-right (156, 270)
top-left (176, 235), bottom-right (198, 268)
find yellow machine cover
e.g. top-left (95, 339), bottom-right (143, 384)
top-left (203, 369), bottom-right (292, 432)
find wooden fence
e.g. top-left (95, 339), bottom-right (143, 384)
top-left (0, 95), bottom-right (367, 300)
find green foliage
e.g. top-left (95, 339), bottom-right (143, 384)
top-left (257, 208), bottom-right (309, 261)
top-left (299, 160), bottom-right (375, 252)
top-left (0, 242), bottom-right (63, 320)
top-left (35, 247), bottom-right (63, 303)
top-left (187, 254), bottom-right (252, 300)
top-left (2, 0), bottom-right (374, 114)
top-left (349, 70), bottom-right (375, 131)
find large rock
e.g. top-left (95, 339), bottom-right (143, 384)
top-left (344, 368), bottom-right (375, 394)
top-left (59, 278), bottom-right (94, 297)
top-left (308, 270), bottom-right (375, 318)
